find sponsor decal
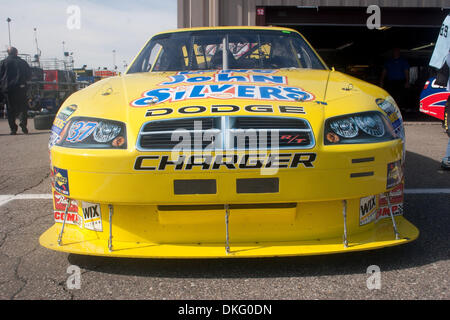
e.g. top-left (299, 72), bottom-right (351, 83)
top-left (134, 153), bottom-right (317, 171)
top-left (161, 72), bottom-right (288, 86)
top-left (176, 70), bottom-right (278, 75)
top-left (82, 202), bottom-right (103, 232)
top-left (359, 195), bottom-right (378, 226)
top-left (49, 105), bottom-right (77, 148)
top-left (51, 105), bottom-right (77, 134)
top-left (48, 132), bottom-right (61, 149)
top-left (58, 105), bottom-right (77, 120)
top-left (376, 98), bottom-right (404, 140)
top-left (132, 85), bottom-right (315, 107)
top-left (53, 191), bottom-right (82, 228)
top-left (386, 161), bottom-right (403, 189)
top-left (54, 191), bottom-right (78, 213)
top-left (54, 211), bottom-right (81, 226)
top-left (144, 104), bottom-right (306, 117)
top-left (131, 71), bottom-right (314, 107)
top-left (359, 183), bottom-right (404, 226)
top-left (53, 167), bottom-right (70, 196)
top-left (376, 202), bottom-right (403, 221)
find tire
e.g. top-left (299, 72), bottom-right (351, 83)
top-left (34, 114), bottom-right (55, 130)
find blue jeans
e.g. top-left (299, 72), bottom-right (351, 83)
top-left (446, 138), bottom-right (450, 158)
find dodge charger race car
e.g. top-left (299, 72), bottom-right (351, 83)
top-left (39, 26), bottom-right (419, 258)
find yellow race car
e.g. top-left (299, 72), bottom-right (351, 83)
top-left (40, 26), bottom-right (418, 258)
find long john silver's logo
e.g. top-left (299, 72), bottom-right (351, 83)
top-left (130, 71), bottom-right (315, 107)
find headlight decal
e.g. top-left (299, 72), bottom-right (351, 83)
top-left (57, 117), bottom-right (127, 149)
top-left (324, 111), bottom-right (396, 145)
top-left (93, 121), bottom-right (123, 143)
top-left (353, 114), bottom-right (385, 137)
top-left (67, 121), bottom-right (98, 143)
top-left (329, 117), bottom-right (359, 138)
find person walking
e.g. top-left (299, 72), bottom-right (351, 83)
top-left (0, 47), bottom-right (31, 134)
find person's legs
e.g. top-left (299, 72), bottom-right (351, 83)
top-left (5, 92), bottom-right (18, 134)
top-left (446, 139), bottom-right (450, 158)
top-left (8, 87), bottom-right (28, 133)
top-left (442, 139), bottom-right (450, 170)
top-left (16, 87), bottom-right (28, 133)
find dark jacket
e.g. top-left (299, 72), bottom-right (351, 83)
top-left (0, 55), bottom-right (31, 93)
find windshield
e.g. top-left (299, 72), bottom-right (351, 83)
top-left (127, 29), bottom-right (326, 73)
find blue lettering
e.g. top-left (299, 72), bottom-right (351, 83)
top-left (252, 75), bottom-right (286, 84)
top-left (161, 75), bottom-right (186, 85)
top-left (133, 88), bottom-right (171, 106)
top-left (259, 86), bottom-right (288, 100)
top-left (174, 90), bottom-right (187, 101)
top-left (238, 85), bottom-right (256, 98)
top-left (216, 73), bottom-right (249, 82)
top-left (186, 76), bottom-right (213, 83)
top-left (189, 85), bottom-right (206, 98)
top-left (219, 69), bottom-right (276, 74)
top-left (209, 84), bottom-right (233, 93)
top-left (284, 87), bottom-right (313, 101)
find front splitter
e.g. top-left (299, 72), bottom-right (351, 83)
top-left (39, 216), bottom-right (419, 258)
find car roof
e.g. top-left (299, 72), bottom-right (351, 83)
top-left (152, 26), bottom-right (301, 37)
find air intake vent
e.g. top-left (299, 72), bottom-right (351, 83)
top-left (142, 118), bottom-right (216, 132)
top-left (233, 117), bottom-right (309, 130)
top-left (137, 116), bottom-right (315, 151)
top-left (139, 117), bottom-right (221, 150)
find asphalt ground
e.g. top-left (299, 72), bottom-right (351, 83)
top-left (0, 116), bottom-right (448, 300)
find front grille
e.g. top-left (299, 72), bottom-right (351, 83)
top-left (142, 118), bottom-right (217, 132)
top-left (137, 116), bottom-right (315, 151)
top-left (233, 117), bottom-right (309, 130)
top-left (140, 133), bottom-right (218, 150)
top-left (139, 117), bottom-right (221, 150)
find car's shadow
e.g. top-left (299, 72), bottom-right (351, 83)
top-left (68, 150), bottom-right (450, 279)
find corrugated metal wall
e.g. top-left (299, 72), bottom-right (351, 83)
top-left (178, 0), bottom-right (450, 27)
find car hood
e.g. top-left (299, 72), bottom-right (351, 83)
top-left (65, 69), bottom-right (386, 139)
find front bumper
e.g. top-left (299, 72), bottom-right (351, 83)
top-left (40, 139), bottom-right (419, 258)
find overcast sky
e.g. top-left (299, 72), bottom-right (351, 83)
top-left (0, 0), bottom-right (177, 72)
